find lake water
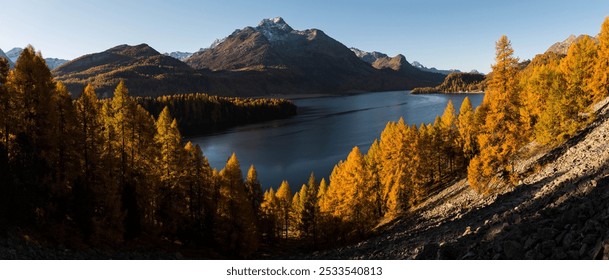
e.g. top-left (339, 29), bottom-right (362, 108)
top-left (189, 91), bottom-right (483, 189)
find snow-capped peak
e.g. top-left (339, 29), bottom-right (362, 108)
top-left (256, 17), bottom-right (295, 42)
top-left (258, 17), bottom-right (292, 32)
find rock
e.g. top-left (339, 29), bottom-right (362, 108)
top-left (503, 240), bottom-right (523, 259)
top-left (462, 226), bottom-right (472, 236)
top-left (551, 248), bottom-right (568, 260)
top-left (538, 227), bottom-right (557, 240)
top-left (524, 235), bottom-right (539, 250)
top-left (562, 232), bottom-right (574, 248)
top-left (541, 240), bottom-right (556, 257)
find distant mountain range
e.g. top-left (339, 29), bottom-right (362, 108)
top-left (2, 47), bottom-right (68, 70)
top-left (10, 17), bottom-right (443, 97)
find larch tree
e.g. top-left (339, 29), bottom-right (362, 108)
top-left (299, 172), bottom-right (319, 241)
top-left (364, 139), bottom-right (384, 219)
top-left (440, 100), bottom-right (459, 173)
top-left (468, 35), bottom-right (523, 192)
top-left (260, 187), bottom-right (280, 241)
top-left (75, 84), bottom-right (123, 241)
top-left (245, 165), bottom-right (263, 218)
top-left (326, 146), bottom-right (375, 234)
top-left (591, 17), bottom-right (609, 102)
top-left (456, 97), bottom-right (477, 161)
top-left (218, 153), bottom-right (258, 257)
top-left (154, 107), bottom-right (187, 235)
top-left (560, 35), bottom-right (598, 116)
top-left (275, 180), bottom-right (292, 240)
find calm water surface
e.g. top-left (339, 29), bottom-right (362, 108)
top-left (190, 91), bottom-right (483, 189)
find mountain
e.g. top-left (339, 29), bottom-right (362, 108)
top-left (0, 48), bottom-right (13, 68)
top-left (6, 47), bottom-right (68, 70)
top-left (546, 34), bottom-right (599, 55)
top-left (350, 48), bottom-right (389, 64)
top-left (185, 17), bottom-right (444, 96)
top-left (163, 51), bottom-right (196, 61)
top-left (52, 17), bottom-right (444, 97)
top-left (6, 48), bottom-right (21, 63)
top-left (53, 44), bottom-right (206, 98)
top-left (411, 61), bottom-right (462, 75)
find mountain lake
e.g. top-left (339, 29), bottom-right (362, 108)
top-left (189, 91), bottom-right (484, 189)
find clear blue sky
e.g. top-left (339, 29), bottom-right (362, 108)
top-left (1, 0), bottom-right (608, 73)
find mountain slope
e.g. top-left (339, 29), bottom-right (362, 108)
top-left (53, 44), bottom-right (206, 97)
top-left (186, 17), bottom-right (444, 96)
top-left (305, 97), bottom-right (609, 260)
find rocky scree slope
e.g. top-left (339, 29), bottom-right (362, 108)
top-left (306, 97), bottom-right (609, 260)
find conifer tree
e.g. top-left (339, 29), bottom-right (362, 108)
top-left (364, 140), bottom-right (383, 219)
top-left (154, 107), bottom-right (186, 235)
top-left (218, 153), bottom-right (258, 257)
top-left (245, 165), bottom-right (263, 218)
top-left (299, 172), bottom-right (319, 241)
top-left (457, 97), bottom-right (476, 160)
top-left (468, 35), bottom-right (523, 192)
top-left (276, 180), bottom-right (292, 239)
top-left (325, 146), bottom-right (375, 234)
top-left (561, 35), bottom-right (597, 114)
top-left (75, 84), bottom-right (124, 240)
top-left (591, 17), bottom-right (609, 102)
top-left (260, 187), bottom-right (280, 241)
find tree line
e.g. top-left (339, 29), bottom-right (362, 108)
top-left (137, 93), bottom-right (296, 136)
top-left (411, 72), bottom-right (486, 94)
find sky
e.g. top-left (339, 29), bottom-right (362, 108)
top-left (1, 0), bottom-right (609, 73)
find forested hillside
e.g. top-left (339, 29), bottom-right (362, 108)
top-left (137, 94), bottom-right (296, 136)
top-left (0, 16), bottom-right (608, 259)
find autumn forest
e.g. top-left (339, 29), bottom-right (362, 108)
top-left (1, 17), bottom-right (609, 259)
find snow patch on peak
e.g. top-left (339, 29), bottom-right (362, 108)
top-left (256, 17), bottom-right (295, 42)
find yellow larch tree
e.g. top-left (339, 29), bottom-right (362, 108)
top-left (591, 17), bottom-right (609, 102)
top-left (468, 35), bottom-right (523, 192)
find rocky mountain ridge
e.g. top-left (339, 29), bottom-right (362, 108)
top-left (52, 17), bottom-right (444, 97)
top-left (546, 34), bottom-right (600, 55)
